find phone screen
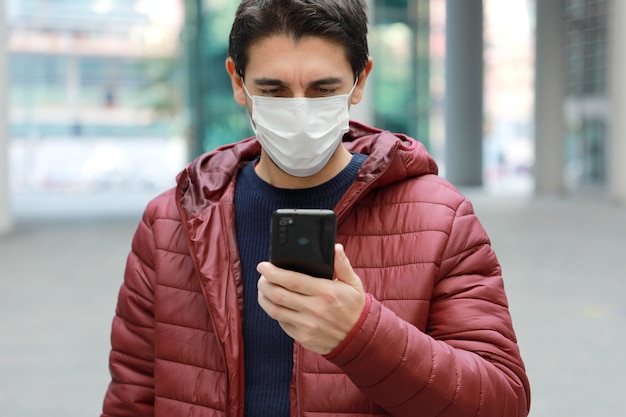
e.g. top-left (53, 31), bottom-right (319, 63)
top-left (270, 209), bottom-right (336, 279)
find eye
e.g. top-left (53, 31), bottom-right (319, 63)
top-left (260, 88), bottom-right (280, 95)
top-left (309, 86), bottom-right (339, 98)
top-left (259, 86), bottom-right (289, 97)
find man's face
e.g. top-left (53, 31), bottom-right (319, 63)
top-left (227, 35), bottom-right (371, 107)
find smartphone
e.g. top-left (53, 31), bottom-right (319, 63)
top-left (270, 209), bottom-right (337, 279)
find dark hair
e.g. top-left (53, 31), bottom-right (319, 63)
top-left (229, 0), bottom-right (369, 78)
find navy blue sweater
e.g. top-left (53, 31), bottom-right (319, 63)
top-left (234, 154), bottom-right (366, 417)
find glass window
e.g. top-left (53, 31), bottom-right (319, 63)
top-left (371, 0), bottom-right (430, 147)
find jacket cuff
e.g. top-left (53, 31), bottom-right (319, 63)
top-left (324, 293), bottom-right (372, 360)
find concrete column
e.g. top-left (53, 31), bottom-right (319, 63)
top-left (444, 0), bottom-right (484, 186)
top-left (608, 0), bottom-right (626, 204)
top-left (0, 0), bottom-right (12, 234)
top-left (534, 0), bottom-right (565, 195)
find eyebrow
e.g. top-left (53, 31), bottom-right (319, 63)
top-left (252, 77), bottom-right (344, 88)
top-left (252, 78), bottom-right (285, 87)
top-left (308, 77), bottom-right (343, 87)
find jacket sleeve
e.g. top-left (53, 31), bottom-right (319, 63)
top-left (101, 210), bottom-right (157, 417)
top-left (326, 199), bottom-right (531, 417)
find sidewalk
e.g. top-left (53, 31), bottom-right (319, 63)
top-left (1, 189), bottom-right (625, 417)
top-left (465, 190), bottom-right (626, 417)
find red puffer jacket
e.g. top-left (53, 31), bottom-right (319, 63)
top-left (102, 121), bottom-right (530, 417)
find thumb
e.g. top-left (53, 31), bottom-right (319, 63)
top-left (333, 244), bottom-right (363, 291)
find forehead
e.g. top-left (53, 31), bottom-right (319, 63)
top-left (245, 35), bottom-right (353, 81)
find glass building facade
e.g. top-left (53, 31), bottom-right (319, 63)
top-left (6, 0), bottom-right (432, 191)
top-left (370, 0), bottom-right (431, 147)
top-left (7, 0), bottom-right (184, 140)
top-left (564, 0), bottom-right (609, 187)
top-left (9, 0), bottom-right (613, 194)
top-left (6, 0), bottom-right (186, 191)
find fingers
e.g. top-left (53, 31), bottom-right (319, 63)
top-left (256, 262), bottom-right (317, 319)
top-left (255, 247), bottom-right (367, 354)
top-left (333, 244), bottom-right (364, 292)
top-left (257, 261), bottom-right (315, 296)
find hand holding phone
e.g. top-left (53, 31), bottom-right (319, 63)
top-left (270, 209), bottom-right (336, 279)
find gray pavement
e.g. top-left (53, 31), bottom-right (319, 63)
top-left (1, 189), bottom-right (625, 416)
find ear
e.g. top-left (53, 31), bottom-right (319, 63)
top-left (226, 57), bottom-right (248, 107)
top-left (350, 57), bottom-right (374, 105)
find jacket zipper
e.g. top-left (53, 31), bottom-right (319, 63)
top-left (175, 171), bottom-right (232, 415)
top-left (335, 140), bottom-right (399, 223)
top-left (294, 342), bottom-right (303, 417)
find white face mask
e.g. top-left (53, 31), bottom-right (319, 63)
top-left (244, 82), bottom-right (356, 177)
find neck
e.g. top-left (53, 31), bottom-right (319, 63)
top-left (255, 145), bottom-right (353, 189)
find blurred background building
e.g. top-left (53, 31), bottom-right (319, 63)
top-left (534, 0), bottom-right (626, 198)
top-left (3, 0), bottom-right (186, 197)
top-left (1, 0), bottom-right (625, 233)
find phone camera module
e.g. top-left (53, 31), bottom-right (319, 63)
top-left (278, 217), bottom-right (293, 226)
top-left (277, 217), bottom-right (292, 245)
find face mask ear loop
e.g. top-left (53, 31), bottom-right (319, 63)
top-left (241, 78), bottom-right (254, 101)
top-left (241, 80), bottom-right (259, 132)
top-left (347, 77), bottom-right (359, 107)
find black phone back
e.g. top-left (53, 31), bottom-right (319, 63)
top-left (270, 209), bottom-right (336, 279)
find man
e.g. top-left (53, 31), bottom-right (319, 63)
top-left (101, 0), bottom-right (531, 416)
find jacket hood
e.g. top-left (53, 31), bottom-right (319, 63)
top-left (177, 121), bottom-right (438, 215)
